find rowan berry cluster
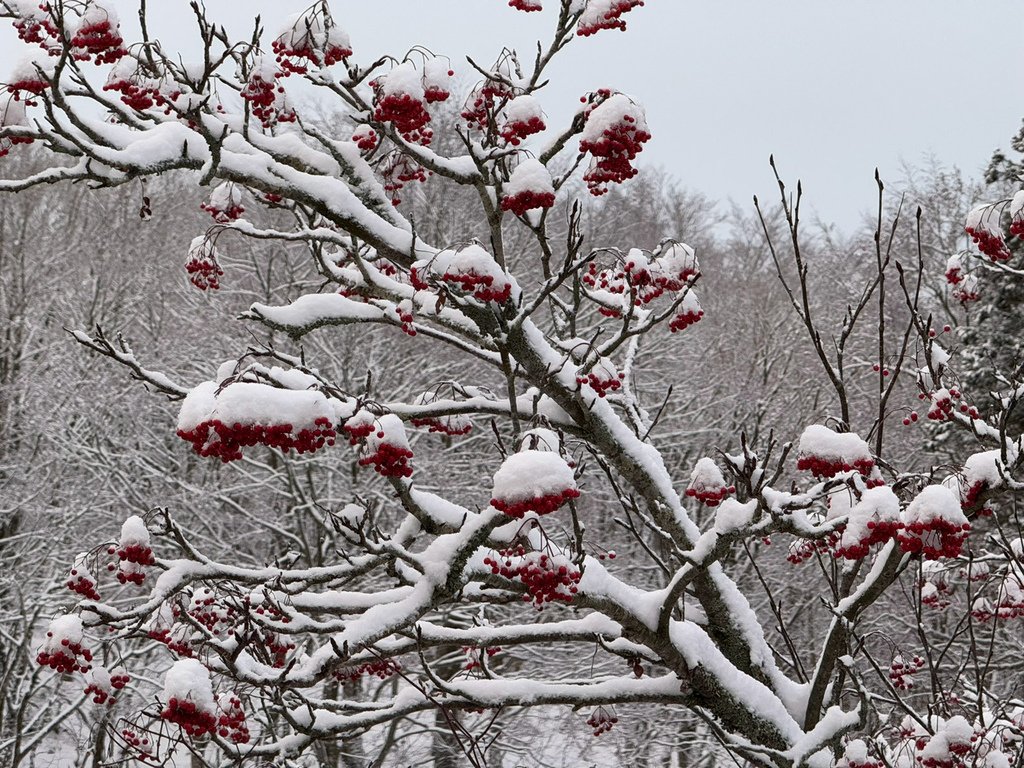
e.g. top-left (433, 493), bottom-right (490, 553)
top-left (500, 189), bottom-right (556, 216)
top-left (161, 697), bottom-right (218, 739)
top-left (69, 16), bottom-right (127, 64)
top-left (889, 654), bottom-right (925, 690)
top-left (334, 658), bottom-right (401, 682)
top-left (577, 1), bottom-right (645, 37)
top-left (575, 370), bottom-right (625, 398)
top-left (216, 695), bottom-right (250, 743)
top-left (36, 636), bottom-right (93, 674)
top-left (586, 706), bottom-right (618, 735)
top-left (483, 546), bottom-right (581, 607)
top-left (965, 225), bottom-right (1011, 262)
top-left (177, 416), bottom-right (337, 463)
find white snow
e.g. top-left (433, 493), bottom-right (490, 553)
top-left (491, 449), bottom-right (576, 502)
top-left (163, 658), bottom-right (215, 710)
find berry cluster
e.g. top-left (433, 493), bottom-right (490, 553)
top-left (334, 658), bottom-right (401, 682)
top-left (483, 546), bottom-right (581, 607)
top-left (37, 636), bottom-right (93, 674)
top-left (669, 305), bottom-right (704, 332)
top-left (185, 238), bottom-right (224, 291)
top-left (500, 113), bottom-right (546, 145)
top-left (119, 729), bottom-right (153, 759)
top-left (343, 412), bottom-right (378, 444)
top-left (358, 438), bottom-right (414, 477)
top-left (103, 74), bottom-right (165, 111)
top-left (832, 519), bottom-right (901, 560)
top-left (263, 632), bottom-right (296, 668)
top-left (380, 153), bottom-right (427, 206)
top-left (796, 455), bottom-right (875, 479)
top-left (581, 110), bottom-right (651, 195)
top-left (148, 625), bottom-right (195, 657)
top-left (394, 300), bottom-right (417, 336)
top-left (462, 79), bottom-right (514, 131)
top-left (500, 189), bottom-right (556, 216)
top-left (575, 370), bottom-right (625, 398)
top-left (271, 34), bottom-right (351, 76)
top-left (13, 6), bottom-right (60, 55)
top-left (438, 270), bottom-right (512, 303)
top-left (889, 654), bottom-right (925, 690)
top-left (586, 706), bottom-right (618, 735)
top-left (965, 224), bottom-right (1011, 262)
top-left (84, 669), bottom-right (130, 705)
top-left (509, 0), bottom-right (543, 10)
top-left (410, 414), bottom-right (473, 436)
top-left (374, 92), bottom-right (432, 144)
top-left (6, 74), bottom-right (47, 102)
top-left (161, 697), bottom-right (218, 739)
top-left (786, 536), bottom-right (835, 565)
top-left (463, 646), bottom-right (501, 671)
top-left (241, 66), bottom-right (295, 128)
top-left (70, 16), bottom-right (127, 64)
top-left (578, 0), bottom-right (645, 36)
top-left (67, 566), bottom-right (101, 601)
top-left (897, 518), bottom-right (971, 560)
top-left (200, 184), bottom-right (245, 222)
top-left (352, 126), bottom-right (378, 152)
top-left (491, 486), bottom-right (580, 518)
top-left (422, 61), bottom-right (454, 103)
top-left (685, 483), bottom-right (735, 508)
top-left (177, 416), bottom-right (337, 463)
top-left (216, 695), bottom-right (250, 744)
top-left (952, 274), bottom-right (980, 304)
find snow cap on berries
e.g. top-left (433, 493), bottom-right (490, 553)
top-left (491, 449), bottom-right (579, 517)
top-left (898, 484), bottom-right (970, 559)
top-left (501, 158), bottom-right (555, 216)
top-left (686, 457), bottom-right (733, 507)
top-left (796, 425), bottom-right (874, 478)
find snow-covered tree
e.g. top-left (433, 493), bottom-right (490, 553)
top-left (5, 2), bottom-right (1024, 767)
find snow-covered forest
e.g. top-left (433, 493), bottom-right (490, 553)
top-left (2, 1), bottom-right (1024, 767)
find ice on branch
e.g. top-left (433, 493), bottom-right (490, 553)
top-left (491, 449), bottom-right (579, 517)
top-left (501, 158), bottom-right (556, 216)
top-left (176, 380), bottom-right (340, 462)
top-left (414, 244), bottom-right (517, 304)
top-left (796, 425), bottom-right (874, 478)
top-left (272, 3), bottom-right (352, 75)
top-left (897, 485), bottom-right (970, 560)
top-left (686, 457), bottom-right (734, 507)
top-left (161, 659), bottom-right (218, 739)
top-left (36, 614), bottom-right (93, 674)
top-left (580, 93), bottom-right (651, 195)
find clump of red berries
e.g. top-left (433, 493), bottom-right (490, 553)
top-left (586, 706), bottom-right (618, 735)
top-left (483, 545), bottom-right (581, 607)
top-left (161, 697), bottom-right (218, 739)
top-left (178, 416), bottom-right (336, 463)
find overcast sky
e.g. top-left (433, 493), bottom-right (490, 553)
top-left (3, 1), bottom-right (1022, 231)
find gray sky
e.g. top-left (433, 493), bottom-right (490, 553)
top-left (3, 1), bottom-right (1022, 231)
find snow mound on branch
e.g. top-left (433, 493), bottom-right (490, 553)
top-left (518, 427), bottom-right (562, 453)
